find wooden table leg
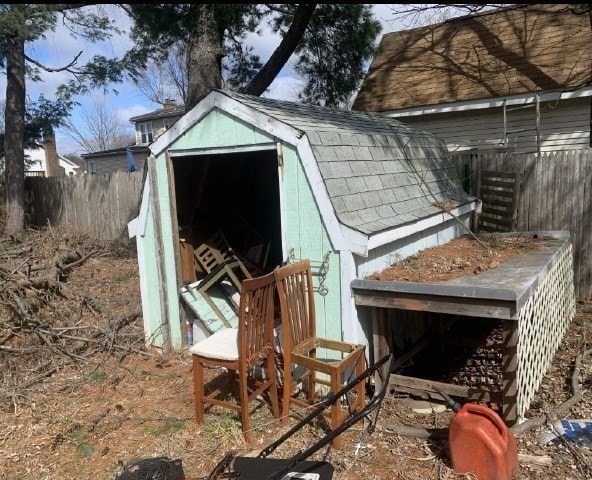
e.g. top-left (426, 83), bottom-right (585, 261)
top-left (502, 319), bottom-right (518, 426)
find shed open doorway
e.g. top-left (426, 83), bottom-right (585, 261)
top-left (171, 148), bottom-right (283, 285)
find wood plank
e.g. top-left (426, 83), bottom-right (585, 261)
top-left (580, 151), bottom-right (592, 298)
top-left (355, 291), bottom-right (516, 320)
top-left (479, 214), bottom-right (513, 228)
top-left (389, 374), bottom-right (501, 404)
top-left (480, 188), bottom-right (515, 199)
top-left (481, 170), bottom-right (519, 180)
top-left (502, 320), bottom-right (518, 426)
top-left (480, 195), bottom-right (514, 207)
top-left (373, 307), bottom-right (390, 393)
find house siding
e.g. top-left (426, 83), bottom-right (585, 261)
top-left (389, 97), bottom-right (591, 153)
top-left (87, 152), bottom-right (148, 175)
top-left (135, 117), bottom-right (179, 146)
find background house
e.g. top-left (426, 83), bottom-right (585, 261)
top-left (24, 147), bottom-right (81, 176)
top-left (129, 99), bottom-right (185, 147)
top-left (127, 90), bottom-right (477, 352)
top-left (82, 100), bottom-right (185, 174)
top-left (353, 4), bottom-right (592, 154)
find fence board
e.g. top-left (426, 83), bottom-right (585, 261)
top-left (452, 148), bottom-right (592, 299)
top-left (26, 171), bottom-right (143, 240)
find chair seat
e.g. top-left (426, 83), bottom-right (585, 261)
top-left (190, 328), bottom-right (238, 361)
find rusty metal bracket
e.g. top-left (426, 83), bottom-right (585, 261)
top-left (287, 249), bottom-right (331, 296)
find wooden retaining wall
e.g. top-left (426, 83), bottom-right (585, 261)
top-left (453, 148), bottom-right (592, 299)
top-left (26, 171), bottom-right (144, 240)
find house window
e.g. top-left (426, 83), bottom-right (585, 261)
top-left (140, 122), bottom-right (153, 144)
top-left (163, 118), bottom-right (171, 130)
top-left (88, 161), bottom-right (97, 174)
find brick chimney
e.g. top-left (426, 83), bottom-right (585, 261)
top-left (163, 98), bottom-right (177, 110)
top-left (43, 131), bottom-right (63, 177)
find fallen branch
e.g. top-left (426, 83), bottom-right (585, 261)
top-left (511, 348), bottom-right (592, 437)
top-left (378, 423), bottom-right (448, 440)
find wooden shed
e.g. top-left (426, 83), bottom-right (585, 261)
top-left (127, 90), bottom-right (479, 352)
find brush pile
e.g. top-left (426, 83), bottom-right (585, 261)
top-left (0, 227), bottom-right (142, 411)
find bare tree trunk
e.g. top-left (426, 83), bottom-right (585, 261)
top-left (243, 4), bottom-right (317, 96)
top-left (4, 35), bottom-right (26, 235)
top-left (185, 4), bottom-right (223, 109)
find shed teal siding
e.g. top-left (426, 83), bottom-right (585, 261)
top-left (170, 108), bottom-right (274, 150)
top-left (282, 145), bottom-right (342, 342)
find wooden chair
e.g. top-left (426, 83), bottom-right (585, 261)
top-left (190, 271), bottom-right (280, 441)
top-left (194, 230), bottom-right (252, 291)
top-left (274, 260), bottom-right (366, 447)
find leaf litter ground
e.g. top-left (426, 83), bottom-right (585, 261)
top-left (1, 229), bottom-right (591, 479)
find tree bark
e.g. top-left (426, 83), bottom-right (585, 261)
top-left (185, 4), bottom-right (224, 109)
top-left (4, 35), bottom-right (26, 236)
top-left (242, 4), bottom-right (317, 96)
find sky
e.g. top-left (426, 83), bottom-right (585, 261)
top-left (1, 4), bottom-right (411, 156)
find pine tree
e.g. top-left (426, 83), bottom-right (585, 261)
top-left (127, 4), bottom-right (381, 109)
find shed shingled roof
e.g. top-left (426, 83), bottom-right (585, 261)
top-left (353, 4), bottom-right (592, 112)
top-left (219, 91), bottom-right (471, 236)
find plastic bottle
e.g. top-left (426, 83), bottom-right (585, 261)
top-left (449, 403), bottom-right (518, 480)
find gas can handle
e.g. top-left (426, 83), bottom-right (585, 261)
top-left (463, 404), bottom-right (508, 446)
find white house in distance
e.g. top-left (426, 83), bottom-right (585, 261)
top-left (25, 147), bottom-right (82, 176)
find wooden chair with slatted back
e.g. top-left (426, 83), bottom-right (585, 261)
top-left (193, 230), bottom-right (252, 291)
top-left (273, 260), bottom-right (366, 447)
top-left (190, 271), bottom-right (280, 442)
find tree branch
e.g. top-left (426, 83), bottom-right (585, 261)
top-left (242, 3), bottom-right (317, 96)
top-left (24, 51), bottom-right (83, 73)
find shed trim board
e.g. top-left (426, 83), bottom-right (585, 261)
top-left (339, 250), bottom-right (358, 344)
top-left (167, 143), bottom-right (278, 157)
top-left (277, 143), bottom-right (288, 261)
top-left (367, 200), bottom-right (481, 251)
top-left (384, 85), bottom-right (592, 118)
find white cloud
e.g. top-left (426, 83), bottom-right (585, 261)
top-left (116, 104), bottom-right (153, 125)
top-left (263, 75), bottom-right (304, 101)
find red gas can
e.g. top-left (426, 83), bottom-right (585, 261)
top-left (449, 403), bottom-right (518, 480)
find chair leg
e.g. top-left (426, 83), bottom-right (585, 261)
top-left (266, 353), bottom-right (280, 419)
top-left (354, 352), bottom-right (366, 413)
top-left (330, 369), bottom-right (343, 449)
top-left (282, 361), bottom-right (292, 426)
top-left (192, 355), bottom-right (205, 424)
top-left (239, 370), bottom-right (252, 442)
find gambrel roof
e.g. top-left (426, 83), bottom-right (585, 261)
top-left (149, 90), bottom-right (475, 254)
top-left (353, 4), bottom-right (592, 112)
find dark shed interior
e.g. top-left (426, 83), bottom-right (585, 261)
top-left (172, 149), bottom-right (283, 283)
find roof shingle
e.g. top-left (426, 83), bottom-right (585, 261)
top-left (353, 4), bottom-right (592, 112)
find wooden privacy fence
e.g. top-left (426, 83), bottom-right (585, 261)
top-left (26, 171), bottom-right (144, 240)
top-left (453, 148), bottom-right (592, 299)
